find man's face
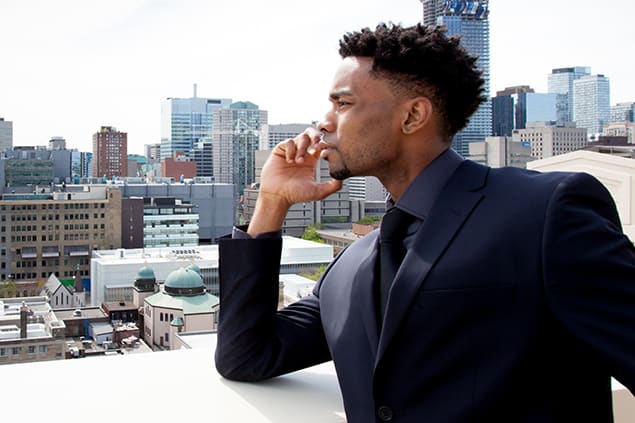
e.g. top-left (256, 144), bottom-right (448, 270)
top-left (318, 57), bottom-right (405, 181)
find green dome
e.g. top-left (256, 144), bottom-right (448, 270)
top-left (170, 317), bottom-right (184, 327)
top-left (164, 267), bottom-right (205, 296)
top-left (136, 266), bottom-right (156, 280)
top-left (187, 263), bottom-right (202, 276)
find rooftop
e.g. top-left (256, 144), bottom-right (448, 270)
top-left (1, 334), bottom-right (346, 422)
top-left (93, 236), bottom-right (334, 266)
top-left (1, 333), bottom-right (632, 422)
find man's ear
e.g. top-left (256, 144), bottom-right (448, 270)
top-left (401, 97), bottom-right (433, 134)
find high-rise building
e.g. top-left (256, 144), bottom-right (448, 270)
top-left (547, 66), bottom-right (591, 122)
top-left (347, 176), bottom-right (387, 202)
top-left (141, 197), bottom-right (199, 248)
top-left (48, 137), bottom-right (66, 150)
top-left (492, 86), bottom-right (534, 136)
top-left (161, 151), bottom-right (196, 180)
top-left (604, 122), bottom-right (634, 144)
top-left (71, 150), bottom-right (92, 182)
top-left (492, 86), bottom-right (564, 137)
top-left (212, 101), bottom-right (267, 197)
top-left (266, 123), bottom-right (312, 150)
top-left (573, 74), bottom-right (610, 135)
top-left (119, 180), bottom-right (234, 245)
top-left (144, 143), bottom-right (161, 164)
top-left (190, 139), bottom-right (213, 177)
top-left (160, 89), bottom-right (232, 160)
top-left (468, 136), bottom-right (533, 168)
top-left (512, 122), bottom-right (587, 160)
top-left (1, 147), bottom-right (72, 187)
top-left (0, 186), bottom-right (122, 286)
top-left (421, 0), bottom-right (491, 156)
top-left (0, 118), bottom-right (12, 153)
top-left (610, 102), bottom-right (635, 123)
top-left (92, 126), bottom-right (128, 179)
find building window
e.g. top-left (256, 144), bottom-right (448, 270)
top-left (28, 346), bottom-right (36, 354)
top-left (160, 312), bottom-right (163, 321)
top-left (12, 347), bottom-right (21, 355)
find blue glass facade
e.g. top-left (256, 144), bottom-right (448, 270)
top-left (423, 1), bottom-right (492, 156)
top-left (160, 97), bottom-right (232, 161)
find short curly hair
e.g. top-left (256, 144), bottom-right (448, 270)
top-left (339, 23), bottom-right (485, 141)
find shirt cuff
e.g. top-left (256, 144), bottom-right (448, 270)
top-left (232, 225), bottom-right (282, 240)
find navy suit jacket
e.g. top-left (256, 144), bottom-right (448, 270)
top-left (216, 160), bottom-right (635, 422)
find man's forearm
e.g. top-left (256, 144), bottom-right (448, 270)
top-left (247, 193), bottom-right (291, 238)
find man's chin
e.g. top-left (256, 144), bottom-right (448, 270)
top-left (329, 169), bottom-right (352, 181)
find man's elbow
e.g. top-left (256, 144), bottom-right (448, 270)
top-left (214, 349), bottom-right (269, 382)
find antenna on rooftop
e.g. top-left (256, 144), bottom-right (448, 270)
top-left (193, 83), bottom-right (197, 98)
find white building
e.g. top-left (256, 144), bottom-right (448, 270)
top-left (143, 197), bottom-right (199, 248)
top-left (40, 274), bottom-right (87, 310)
top-left (527, 150), bottom-right (635, 241)
top-left (143, 265), bottom-right (218, 350)
top-left (604, 122), bottom-right (634, 144)
top-left (0, 296), bottom-right (67, 364)
top-left (348, 176), bottom-right (387, 201)
top-left (265, 123), bottom-right (311, 151)
top-left (512, 122), bottom-right (587, 160)
top-left (90, 237), bottom-right (334, 306)
top-left (468, 136), bottom-right (533, 168)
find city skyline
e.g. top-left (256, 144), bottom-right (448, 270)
top-left (1, 0), bottom-right (634, 155)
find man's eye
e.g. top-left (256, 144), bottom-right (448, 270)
top-left (337, 101), bottom-right (349, 107)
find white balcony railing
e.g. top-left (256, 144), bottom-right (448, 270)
top-left (1, 334), bottom-right (633, 422)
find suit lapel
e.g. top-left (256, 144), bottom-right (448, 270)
top-left (352, 231), bottom-right (380, 357)
top-left (376, 161), bottom-right (489, 363)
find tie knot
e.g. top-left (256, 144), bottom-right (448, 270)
top-left (380, 207), bottom-right (413, 242)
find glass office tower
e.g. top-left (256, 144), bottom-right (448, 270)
top-left (573, 74), bottom-right (610, 135)
top-left (160, 89), bottom-right (232, 161)
top-left (421, 0), bottom-right (491, 156)
top-left (547, 66), bottom-right (591, 123)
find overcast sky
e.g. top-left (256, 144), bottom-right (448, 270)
top-left (1, 0), bottom-right (633, 155)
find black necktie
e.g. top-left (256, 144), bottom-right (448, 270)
top-left (377, 207), bottom-right (413, 322)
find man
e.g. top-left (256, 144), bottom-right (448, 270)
top-left (215, 23), bottom-right (635, 422)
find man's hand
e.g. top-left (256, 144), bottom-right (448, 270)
top-left (247, 128), bottom-right (343, 237)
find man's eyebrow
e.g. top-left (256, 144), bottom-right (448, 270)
top-left (329, 89), bottom-right (353, 100)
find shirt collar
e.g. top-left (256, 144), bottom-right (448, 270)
top-left (387, 148), bottom-right (464, 220)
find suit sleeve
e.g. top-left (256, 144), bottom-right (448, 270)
top-left (543, 172), bottom-right (635, 391)
top-left (214, 237), bottom-right (331, 381)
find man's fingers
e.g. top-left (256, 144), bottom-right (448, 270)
top-left (282, 138), bottom-right (297, 163)
top-left (314, 179), bottom-right (343, 199)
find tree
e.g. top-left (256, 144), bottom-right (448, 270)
top-left (0, 278), bottom-right (17, 298)
top-left (300, 264), bottom-right (327, 282)
top-left (301, 224), bottom-right (324, 243)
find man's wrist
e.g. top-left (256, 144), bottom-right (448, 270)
top-left (247, 193), bottom-right (291, 237)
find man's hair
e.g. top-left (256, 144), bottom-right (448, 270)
top-left (339, 23), bottom-right (485, 140)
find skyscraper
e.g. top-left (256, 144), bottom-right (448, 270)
top-left (160, 88), bottom-right (232, 160)
top-left (212, 101), bottom-right (267, 197)
top-left (92, 126), bottom-right (128, 179)
top-left (0, 117), bottom-right (13, 153)
top-left (573, 74), bottom-right (610, 135)
top-left (266, 123), bottom-right (312, 150)
top-left (547, 66), bottom-right (591, 122)
top-left (420, 0), bottom-right (491, 156)
top-left (610, 102), bottom-right (635, 123)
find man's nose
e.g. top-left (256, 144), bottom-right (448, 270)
top-left (317, 114), bottom-right (335, 133)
